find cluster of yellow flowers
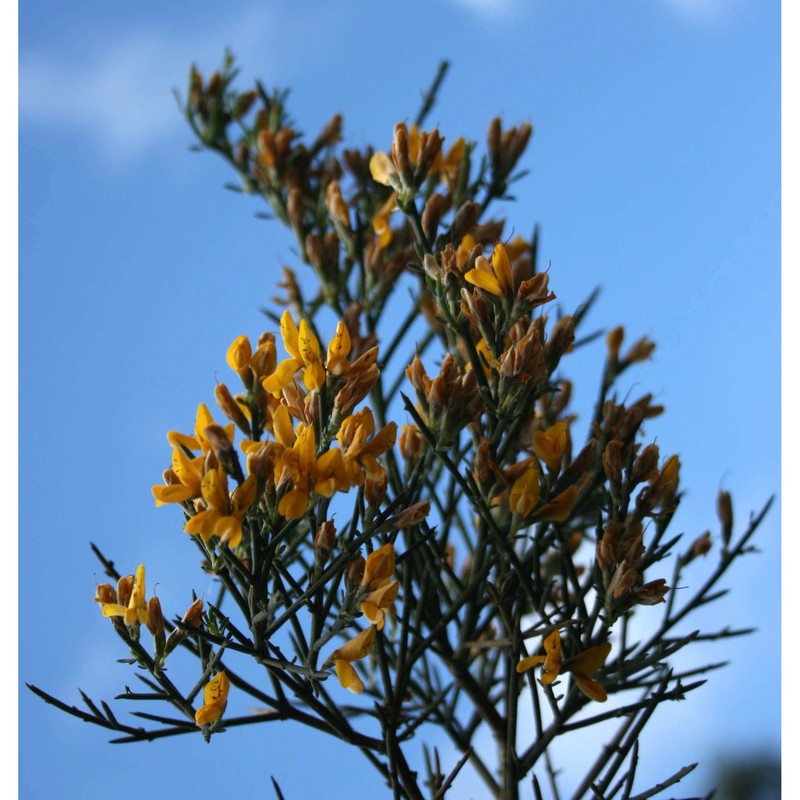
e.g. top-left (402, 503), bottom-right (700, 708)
top-left (327, 543), bottom-right (400, 694)
top-left (151, 310), bottom-right (396, 543)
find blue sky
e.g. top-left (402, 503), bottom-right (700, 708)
top-left (19, 1), bottom-right (780, 798)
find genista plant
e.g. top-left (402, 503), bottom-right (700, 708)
top-left (29, 54), bottom-right (772, 800)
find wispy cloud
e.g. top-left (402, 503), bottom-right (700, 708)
top-left (20, 7), bottom-right (275, 163)
top-left (444, 0), bottom-right (525, 20)
top-left (657, 0), bottom-right (737, 24)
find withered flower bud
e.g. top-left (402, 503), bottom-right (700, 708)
top-left (423, 253), bottom-right (442, 280)
top-left (206, 71), bottom-right (222, 96)
top-left (451, 201), bottom-right (480, 243)
top-left (608, 561), bottom-right (638, 600)
top-left (606, 326), bottom-right (624, 361)
top-left (117, 574), bottom-right (134, 608)
top-left (389, 500), bottom-right (431, 530)
top-left (635, 579), bottom-right (669, 605)
top-left (682, 531), bottom-right (712, 565)
top-left (717, 490), bottom-right (733, 547)
top-left (183, 598), bottom-right (204, 627)
top-left (258, 128), bottom-right (278, 170)
top-left (146, 596), bottom-right (165, 639)
top-left (165, 598), bottom-right (204, 655)
top-left (602, 439), bottom-right (625, 482)
top-left (188, 67), bottom-right (203, 108)
top-left (545, 315), bottom-right (575, 373)
top-left (487, 117), bottom-right (502, 161)
top-left (406, 355), bottom-right (430, 396)
top-left (247, 441), bottom-right (280, 493)
top-left (415, 128), bottom-right (444, 186)
top-left (326, 180), bottom-right (350, 228)
top-left (314, 520), bottom-right (336, 566)
top-left (392, 123), bottom-right (413, 187)
top-left (204, 424), bottom-right (234, 457)
top-left (622, 524), bottom-right (645, 567)
top-left (231, 90), bottom-right (257, 119)
top-left (314, 113), bottom-right (343, 149)
top-left (422, 193), bottom-right (447, 243)
top-left (345, 556), bottom-right (365, 591)
top-left (597, 519), bottom-right (623, 570)
top-left (365, 473), bottom-right (388, 508)
top-left (215, 384), bottom-right (251, 434)
top-left (275, 127), bottom-right (295, 163)
top-left (631, 443), bottom-right (660, 486)
top-left (287, 188), bottom-right (305, 232)
top-left (623, 337), bottom-right (656, 365)
top-left (507, 122), bottom-right (532, 165)
top-left (399, 424), bottom-right (426, 462)
top-left (94, 583), bottom-right (117, 606)
top-left (515, 272), bottom-right (555, 312)
top-left (652, 455), bottom-right (680, 501)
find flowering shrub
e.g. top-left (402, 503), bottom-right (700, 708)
top-left (29, 54), bottom-right (771, 799)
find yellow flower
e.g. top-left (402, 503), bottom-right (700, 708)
top-left (565, 643), bottom-right (612, 702)
top-left (195, 671), bottom-right (230, 726)
top-left (532, 485), bottom-right (578, 522)
top-left (464, 243), bottom-right (514, 298)
top-left (337, 409), bottom-right (397, 489)
top-left (183, 468), bottom-right (257, 547)
top-left (152, 405), bottom-right (236, 507)
top-left (359, 543), bottom-right (399, 630)
top-left (516, 628), bottom-right (562, 684)
top-left (532, 420), bottom-right (570, 473)
top-left (326, 321), bottom-right (352, 377)
top-left (517, 630), bottom-right (611, 702)
top-left (371, 192), bottom-right (397, 248)
top-left (509, 465), bottom-right (541, 517)
top-left (99, 564), bottom-right (149, 627)
top-left (275, 421), bottom-right (344, 519)
top-left (330, 627), bottom-right (377, 694)
top-left (369, 151), bottom-right (396, 187)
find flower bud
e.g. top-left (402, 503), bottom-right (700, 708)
top-left (389, 500), bottom-right (431, 529)
top-left (314, 520), bottom-right (336, 567)
top-left (602, 439), bottom-right (625, 482)
top-left (631, 443), bottom-right (660, 486)
top-left (606, 326), bottom-right (624, 361)
top-left (399, 424), bottom-right (426, 462)
top-left (116, 574), bottom-right (134, 608)
top-left (635, 578), bottom-right (669, 605)
top-left (717, 490), bottom-right (733, 547)
top-left (422, 193), bottom-right (447, 243)
top-left (146, 596), bottom-right (165, 639)
top-left (215, 384), bottom-right (251, 434)
top-left (682, 531), bottom-right (712, 565)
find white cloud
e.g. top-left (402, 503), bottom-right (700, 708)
top-left (19, 7), bottom-right (275, 163)
top-left (658, 0), bottom-right (734, 24)
top-left (445, 0), bottom-right (524, 20)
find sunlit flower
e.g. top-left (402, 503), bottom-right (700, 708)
top-left (359, 543), bottom-right (400, 630)
top-left (195, 671), bottom-right (230, 726)
top-left (337, 409), bottom-right (397, 489)
top-left (330, 627), bottom-right (377, 694)
top-left (97, 564), bottom-right (149, 627)
top-left (464, 243), bottom-right (514, 298)
top-left (517, 630), bottom-right (611, 702)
